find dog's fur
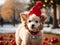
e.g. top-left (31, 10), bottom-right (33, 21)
top-left (15, 12), bottom-right (47, 45)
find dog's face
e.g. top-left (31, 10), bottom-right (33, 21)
top-left (20, 12), bottom-right (47, 32)
top-left (27, 14), bottom-right (40, 31)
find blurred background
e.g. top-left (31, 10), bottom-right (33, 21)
top-left (0, 0), bottom-right (30, 25)
top-left (0, 0), bottom-right (60, 45)
top-left (0, 0), bottom-right (60, 28)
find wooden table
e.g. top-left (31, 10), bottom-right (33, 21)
top-left (43, 33), bottom-right (60, 45)
top-left (0, 33), bottom-right (15, 45)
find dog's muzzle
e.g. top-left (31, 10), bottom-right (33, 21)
top-left (31, 24), bottom-right (35, 28)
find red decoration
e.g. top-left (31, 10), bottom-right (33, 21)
top-left (53, 38), bottom-right (58, 43)
top-left (9, 38), bottom-right (13, 41)
top-left (0, 41), bottom-right (4, 45)
top-left (5, 41), bottom-right (8, 45)
top-left (10, 39), bottom-right (16, 45)
top-left (28, 1), bottom-right (42, 17)
top-left (10, 39), bottom-right (15, 43)
top-left (9, 34), bottom-right (13, 38)
top-left (0, 35), bottom-right (3, 40)
top-left (50, 37), bottom-right (58, 43)
top-left (43, 37), bottom-right (48, 41)
top-left (11, 41), bottom-right (16, 45)
top-left (43, 42), bottom-right (48, 45)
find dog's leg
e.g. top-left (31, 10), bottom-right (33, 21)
top-left (21, 40), bottom-right (31, 45)
top-left (15, 27), bottom-right (22, 45)
top-left (21, 37), bottom-right (31, 45)
top-left (16, 37), bottom-right (22, 45)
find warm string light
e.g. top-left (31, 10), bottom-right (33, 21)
top-left (50, 0), bottom-right (53, 3)
top-left (45, 0), bottom-right (48, 3)
top-left (43, 0), bottom-right (54, 8)
top-left (43, 4), bottom-right (46, 7)
top-left (45, 0), bottom-right (54, 4)
top-left (32, 0), bottom-right (34, 3)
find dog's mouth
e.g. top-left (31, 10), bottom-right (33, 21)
top-left (28, 30), bottom-right (40, 35)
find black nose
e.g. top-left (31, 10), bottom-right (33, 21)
top-left (31, 24), bottom-right (35, 28)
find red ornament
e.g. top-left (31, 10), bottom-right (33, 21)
top-left (0, 41), bottom-right (4, 45)
top-left (9, 34), bottom-right (13, 38)
top-left (43, 37), bottom-right (48, 41)
top-left (9, 38), bottom-right (13, 41)
top-left (5, 41), bottom-right (8, 45)
top-left (53, 38), bottom-right (58, 43)
top-left (50, 39), bottom-right (55, 43)
top-left (43, 42), bottom-right (48, 45)
top-left (50, 37), bottom-right (58, 43)
top-left (10, 39), bottom-right (15, 43)
top-left (11, 39), bottom-right (16, 45)
top-left (11, 41), bottom-right (16, 45)
top-left (0, 35), bottom-right (3, 40)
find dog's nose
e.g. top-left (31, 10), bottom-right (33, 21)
top-left (31, 24), bottom-right (35, 28)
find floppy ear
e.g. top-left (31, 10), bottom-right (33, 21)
top-left (40, 15), bottom-right (47, 24)
top-left (20, 12), bottom-right (27, 23)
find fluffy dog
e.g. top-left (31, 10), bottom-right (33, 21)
top-left (15, 1), bottom-right (47, 45)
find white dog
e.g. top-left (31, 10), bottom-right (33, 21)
top-left (15, 1), bottom-right (47, 45)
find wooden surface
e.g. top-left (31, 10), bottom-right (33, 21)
top-left (0, 33), bottom-right (60, 45)
top-left (43, 33), bottom-right (60, 45)
top-left (0, 33), bottom-right (15, 45)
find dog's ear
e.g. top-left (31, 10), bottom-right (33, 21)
top-left (20, 12), bottom-right (28, 23)
top-left (40, 15), bottom-right (47, 24)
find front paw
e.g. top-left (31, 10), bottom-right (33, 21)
top-left (21, 41), bottom-right (31, 45)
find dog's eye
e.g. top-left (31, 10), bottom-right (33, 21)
top-left (29, 20), bottom-right (31, 22)
top-left (35, 21), bottom-right (38, 23)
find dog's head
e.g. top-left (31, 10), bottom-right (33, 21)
top-left (20, 12), bottom-right (47, 32)
top-left (20, 1), bottom-right (47, 32)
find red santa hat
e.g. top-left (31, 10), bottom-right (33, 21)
top-left (28, 1), bottom-right (42, 17)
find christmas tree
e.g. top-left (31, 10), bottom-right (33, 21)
top-left (27, 0), bottom-right (43, 10)
top-left (27, 0), bottom-right (35, 10)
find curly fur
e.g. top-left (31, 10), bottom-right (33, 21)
top-left (15, 11), bottom-right (47, 45)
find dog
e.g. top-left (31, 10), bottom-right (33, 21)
top-left (15, 1), bottom-right (47, 45)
